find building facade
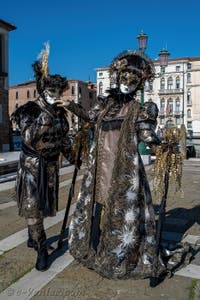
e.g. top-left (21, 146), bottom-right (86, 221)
top-left (95, 67), bottom-right (111, 97)
top-left (96, 56), bottom-right (200, 138)
top-left (9, 79), bottom-right (96, 133)
top-left (0, 19), bottom-right (16, 151)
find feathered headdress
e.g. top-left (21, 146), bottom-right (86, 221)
top-left (32, 42), bottom-right (50, 93)
top-left (37, 41), bottom-right (50, 79)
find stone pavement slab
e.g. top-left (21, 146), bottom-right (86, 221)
top-left (0, 204), bottom-right (76, 255)
top-left (183, 235), bottom-right (200, 246)
top-left (31, 261), bottom-right (193, 300)
top-left (0, 252), bottom-right (74, 300)
top-left (176, 264), bottom-right (200, 279)
top-left (0, 159), bottom-right (199, 299)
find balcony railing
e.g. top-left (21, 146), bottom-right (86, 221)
top-left (187, 101), bottom-right (192, 106)
top-left (159, 110), bottom-right (183, 118)
top-left (158, 88), bottom-right (183, 95)
top-left (173, 110), bottom-right (182, 117)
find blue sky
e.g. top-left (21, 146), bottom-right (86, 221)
top-left (1, 0), bottom-right (200, 86)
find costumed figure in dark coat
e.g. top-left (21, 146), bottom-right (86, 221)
top-left (11, 43), bottom-right (73, 271)
top-left (58, 50), bottom-right (192, 281)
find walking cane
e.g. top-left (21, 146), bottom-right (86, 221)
top-left (150, 136), bottom-right (182, 286)
top-left (150, 169), bottom-right (169, 286)
top-left (57, 143), bottom-right (82, 249)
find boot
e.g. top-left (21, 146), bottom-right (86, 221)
top-left (35, 236), bottom-right (48, 271)
top-left (27, 221), bottom-right (48, 271)
top-left (27, 228), bottom-right (38, 250)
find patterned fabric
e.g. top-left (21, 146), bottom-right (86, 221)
top-left (68, 97), bottom-right (166, 279)
top-left (11, 97), bottom-right (73, 218)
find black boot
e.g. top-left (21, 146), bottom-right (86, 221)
top-left (35, 237), bottom-right (48, 271)
top-left (27, 228), bottom-right (38, 249)
top-left (27, 221), bottom-right (48, 271)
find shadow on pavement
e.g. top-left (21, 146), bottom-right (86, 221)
top-left (46, 228), bottom-right (69, 268)
top-left (154, 204), bottom-right (200, 243)
top-left (165, 205), bottom-right (200, 241)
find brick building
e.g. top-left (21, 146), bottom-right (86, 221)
top-left (0, 19), bottom-right (16, 151)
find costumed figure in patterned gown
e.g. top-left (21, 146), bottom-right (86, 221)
top-left (11, 43), bottom-right (74, 271)
top-left (58, 50), bottom-right (192, 281)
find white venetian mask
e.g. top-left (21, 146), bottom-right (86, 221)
top-left (44, 89), bottom-right (60, 105)
top-left (119, 83), bottom-right (136, 94)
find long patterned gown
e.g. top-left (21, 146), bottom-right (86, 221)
top-left (67, 95), bottom-right (166, 279)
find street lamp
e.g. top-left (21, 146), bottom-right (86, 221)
top-left (137, 31), bottom-right (150, 156)
top-left (137, 31), bottom-right (148, 52)
top-left (137, 32), bottom-right (170, 156)
top-left (137, 31), bottom-right (149, 155)
top-left (158, 48), bottom-right (170, 67)
top-left (158, 48), bottom-right (170, 74)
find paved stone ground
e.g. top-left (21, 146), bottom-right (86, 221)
top-left (0, 160), bottom-right (200, 300)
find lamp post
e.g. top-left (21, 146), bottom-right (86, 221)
top-left (137, 31), bottom-right (148, 52)
top-left (137, 31), bottom-right (149, 156)
top-left (137, 32), bottom-right (170, 158)
top-left (137, 31), bottom-right (148, 107)
top-left (158, 48), bottom-right (170, 69)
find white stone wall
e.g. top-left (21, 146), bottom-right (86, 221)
top-left (96, 67), bottom-right (110, 96)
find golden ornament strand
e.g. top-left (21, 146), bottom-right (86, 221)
top-left (153, 126), bottom-right (184, 202)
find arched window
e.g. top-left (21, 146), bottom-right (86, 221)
top-left (176, 118), bottom-right (181, 125)
top-left (160, 118), bottom-right (165, 125)
top-left (71, 85), bottom-right (75, 95)
top-left (160, 98), bottom-right (165, 113)
top-left (167, 77), bottom-right (173, 90)
top-left (34, 90), bottom-right (37, 98)
top-left (187, 89), bottom-right (191, 104)
top-left (145, 81), bottom-right (153, 91)
top-left (166, 98), bottom-right (173, 114)
top-left (175, 98), bottom-right (180, 112)
top-left (16, 91), bottom-right (18, 99)
top-left (187, 109), bottom-right (192, 118)
top-left (160, 77), bottom-right (165, 90)
top-left (166, 119), bottom-right (174, 128)
top-left (99, 82), bottom-right (103, 95)
top-left (176, 76), bottom-right (180, 89)
top-left (27, 90), bottom-right (30, 98)
top-left (187, 63), bottom-right (192, 70)
top-left (187, 73), bottom-right (191, 83)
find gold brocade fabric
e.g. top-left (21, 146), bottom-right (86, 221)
top-left (67, 98), bottom-right (192, 280)
top-left (11, 98), bottom-right (72, 218)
